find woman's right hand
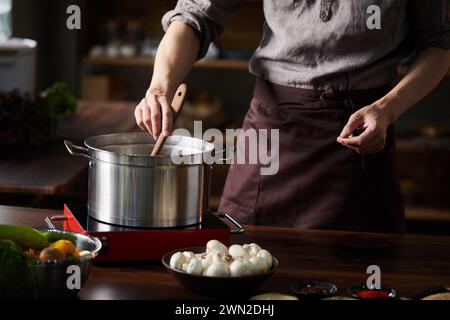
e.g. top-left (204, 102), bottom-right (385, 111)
top-left (134, 21), bottom-right (201, 139)
top-left (135, 85), bottom-right (176, 140)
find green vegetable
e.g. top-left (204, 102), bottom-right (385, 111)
top-left (0, 82), bottom-right (76, 147)
top-left (0, 224), bottom-right (49, 250)
top-left (41, 230), bottom-right (77, 244)
top-left (0, 240), bottom-right (37, 299)
top-left (40, 82), bottom-right (77, 119)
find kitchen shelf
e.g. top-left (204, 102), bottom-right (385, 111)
top-left (83, 57), bottom-right (450, 76)
top-left (82, 56), bottom-right (249, 70)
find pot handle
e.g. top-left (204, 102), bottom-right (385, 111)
top-left (214, 212), bottom-right (245, 234)
top-left (45, 215), bottom-right (68, 230)
top-left (64, 140), bottom-right (91, 160)
top-left (214, 146), bottom-right (235, 164)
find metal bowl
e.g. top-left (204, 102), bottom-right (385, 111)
top-left (34, 229), bottom-right (102, 299)
top-left (162, 247), bottom-right (278, 298)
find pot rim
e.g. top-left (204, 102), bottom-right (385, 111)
top-left (83, 133), bottom-right (216, 167)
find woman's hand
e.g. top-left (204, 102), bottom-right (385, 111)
top-left (337, 103), bottom-right (394, 154)
top-left (135, 85), bottom-right (175, 139)
top-left (337, 48), bottom-right (450, 154)
top-left (134, 21), bottom-right (200, 139)
top-left (338, 48), bottom-right (450, 154)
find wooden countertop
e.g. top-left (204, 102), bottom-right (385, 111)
top-left (1, 205), bottom-right (449, 300)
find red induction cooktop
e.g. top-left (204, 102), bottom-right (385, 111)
top-left (45, 203), bottom-right (244, 262)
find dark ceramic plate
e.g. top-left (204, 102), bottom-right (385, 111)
top-left (291, 279), bottom-right (338, 299)
top-left (162, 247), bottom-right (278, 297)
top-left (349, 284), bottom-right (397, 300)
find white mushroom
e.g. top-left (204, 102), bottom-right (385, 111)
top-left (186, 258), bottom-right (203, 275)
top-left (243, 243), bottom-right (262, 256)
top-left (173, 242), bottom-right (272, 278)
top-left (181, 262), bottom-right (189, 273)
top-left (79, 250), bottom-right (91, 257)
top-left (200, 258), bottom-right (211, 270)
top-left (249, 256), bottom-right (268, 274)
top-left (169, 252), bottom-right (186, 270)
top-left (182, 251), bottom-right (195, 262)
top-left (206, 240), bottom-right (228, 256)
top-left (204, 262), bottom-right (230, 277)
top-left (257, 249), bottom-right (273, 269)
top-left (194, 253), bottom-right (203, 259)
top-left (222, 254), bottom-right (233, 264)
top-left (229, 244), bottom-right (250, 260)
top-left (211, 253), bottom-right (233, 265)
top-left (229, 259), bottom-right (254, 277)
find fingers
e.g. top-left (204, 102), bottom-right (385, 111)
top-left (158, 96), bottom-right (173, 137)
top-left (339, 112), bottom-right (365, 138)
top-left (338, 126), bottom-right (375, 149)
top-left (141, 97), bottom-right (154, 137)
top-left (337, 105), bottom-right (391, 154)
top-left (338, 126), bottom-right (385, 154)
top-left (134, 99), bottom-right (146, 132)
top-left (148, 95), bottom-right (162, 139)
top-left (137, 87), bottom-right (176, 139)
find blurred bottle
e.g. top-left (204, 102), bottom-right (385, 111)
top-left (0, 0), bottom-right (12, 42)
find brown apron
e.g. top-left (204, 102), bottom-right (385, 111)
top-left (219, 78), bottom-right (405, 233)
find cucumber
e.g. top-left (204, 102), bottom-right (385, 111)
top-left (0, 224), bottom-right (49, 250)
top-left (40, 231), bottom-right (77, 244)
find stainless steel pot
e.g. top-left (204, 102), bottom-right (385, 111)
top-left (65, 133), bottom-right (215, 228)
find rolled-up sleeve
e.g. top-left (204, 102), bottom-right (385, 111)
top-left (162, 0), bottom-right (240, 59)
top-left (407, 0), bottom-right (450, 51)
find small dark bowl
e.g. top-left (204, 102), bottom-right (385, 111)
top-left (349, 284), bottom-right (397, 300)
top-left (291, 279), bottom-right (338, 299)
top-left (162, 247), bottom-right (278, 298)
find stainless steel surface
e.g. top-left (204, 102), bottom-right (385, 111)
top-left (35, 228), bottom-right (102, 298)
top-left (45, 215), bottom-right (69, 230)
top-left (66, 133), bottom-right (215, 228)
top-left (64, 140), bottom-right (90, 159)
top-left (215, 212), bottom-right (245, 234)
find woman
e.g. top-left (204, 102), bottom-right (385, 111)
top-left (135, 0), bottom-right (450, 233)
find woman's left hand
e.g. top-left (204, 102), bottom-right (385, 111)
top-left (337, 104), bottom-right (394, 154)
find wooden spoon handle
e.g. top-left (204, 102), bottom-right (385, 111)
top-left (151, 84), bottom-right (188, 156)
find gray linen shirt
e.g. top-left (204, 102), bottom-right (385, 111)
top-left (163, 0), bottom-right (450, 90)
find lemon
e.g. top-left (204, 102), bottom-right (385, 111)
top-left (50, 240), bottom-right (79, 258)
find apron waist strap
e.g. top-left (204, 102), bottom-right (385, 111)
top-left (254, 77), bottom-right (391, 110)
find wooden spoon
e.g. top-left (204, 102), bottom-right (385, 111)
top-left (151, 83), bottom-right (188, 156)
